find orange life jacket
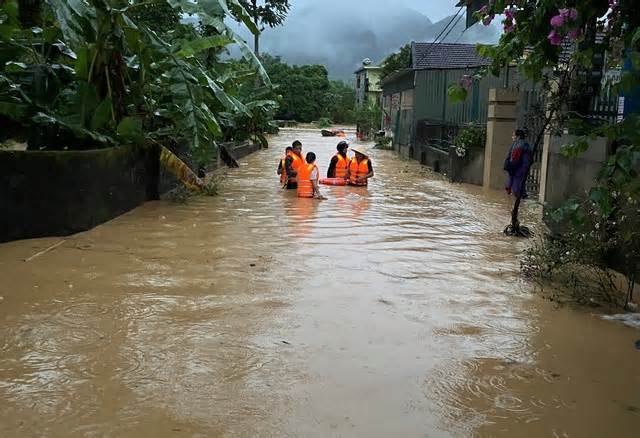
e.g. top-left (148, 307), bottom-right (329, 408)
top-left (349, 157), bottom-right (370, 186)
top-left (297, 162), bottom-right (318, 198)
top-left (289, 153), bottom-right (303, 184)
top-left (334, 153), bottom-right (349, 179)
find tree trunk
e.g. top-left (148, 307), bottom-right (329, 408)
top-left (18, 0), bottom-right (42, 28)
top-left (254, 32), bottom-right (260, 57)
top-left (252, 0), bottom-right (260, 56)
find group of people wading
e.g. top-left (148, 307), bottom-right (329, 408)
top-left (277, 140), bottom-right (374, 198)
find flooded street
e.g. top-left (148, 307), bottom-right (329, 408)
top-left (1, 129), bottom-right (639, 437)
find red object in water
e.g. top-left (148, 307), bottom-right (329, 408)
top-left (319, 177), bottom-right (348, 186)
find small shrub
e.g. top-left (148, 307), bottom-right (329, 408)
top-left (316, 117), bottom-right (333, 128)
top-left (203, 178), bottom-right (221, 196)
top-left (165, 185), bottom-right (193, 204)
top-left (453, 124), bottom-right (486, 158)
top-left (374, 136), bottom-right (393, 150)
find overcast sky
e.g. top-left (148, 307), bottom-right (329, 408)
top-left (232, 0), bottom-right (498, 80)
top-left (285, 0), bottom-right (462, 22)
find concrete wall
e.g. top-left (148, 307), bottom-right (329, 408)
top-left (418, 145), bottom-right (449, 174)
top-left (543, 135), bottom-right (609, 210)
top-left (450, 146), bottom-right (485, 185)
top-left (412, 144), bottom-right (484, 185)
top-left (0, 142), bottom-right (262, 242)
top-left (0, 145), bottom-right (157, 242)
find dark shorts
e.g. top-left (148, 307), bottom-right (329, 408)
top-left (286, 182), bottom-right (298, 190)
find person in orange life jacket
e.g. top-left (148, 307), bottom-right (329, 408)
top-left (297, 152), bottom-right (323, 198)
top-left (277, 146), bottom-right (293, 185)
top-left (327, 141), bottom-right (350, 179)
top-left (284, 140), bottom-right (304, 189)
top-left (349, 148), bottom-right (374, 186)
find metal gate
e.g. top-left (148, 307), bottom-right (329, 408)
top-left (517, 87), bottom-right (546, 197)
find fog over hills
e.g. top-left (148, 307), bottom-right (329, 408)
top-left (236, 1), bottom-right (501, 81)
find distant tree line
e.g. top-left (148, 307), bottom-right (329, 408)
top-left (262, 55), bottom-right (356, 124)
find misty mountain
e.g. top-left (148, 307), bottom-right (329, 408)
top-left (248, 4), bottom-right (501, 81)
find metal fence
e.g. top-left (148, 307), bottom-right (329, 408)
top-left (516, 87), bottom-right (547, 197)
top-left (415, 120), bottom-right (460, 153)
top-left (516, 80), bottom-right (623, 198)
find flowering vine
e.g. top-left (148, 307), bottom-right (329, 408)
top-left (548, 7), bottom-right (579, 45)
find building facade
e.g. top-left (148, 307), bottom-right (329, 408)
top-left (354, 60), bottom-right (382, 107)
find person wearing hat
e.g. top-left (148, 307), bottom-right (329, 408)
top-left (284, 140), bottom-right (304, 189)
top-left (349, 148), bottom-right (374, 186)
top-left (327, 141), bottom-right (350, 179)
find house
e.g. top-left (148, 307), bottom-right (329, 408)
top-left (380, 42), bottom-right (501, 150)
top-left (380, 42), bottom-right (538, 186)
top-left (354, 59), bottom-right (382, 107)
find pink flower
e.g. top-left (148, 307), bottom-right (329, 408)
top-left (504, 23), bottom-right (515, 33)
top-left (548, 30), bottom-right (563, 45)
top-left (568, 29), bottom-right (581, 40)
top-left (504, 7), bottom-right (516, 20)
top-left (559, 8), bottom-right (578, 21)
top-left (479, 5), bottom-right (488, 14)
top-left (609, 0), bottom-right (618, 8)
top-left (459, 75), bottom-right (473, 90)
top-left (482, 14), bottom-right (494, 26)
top-left (550, 14), bottom-right (565, 27)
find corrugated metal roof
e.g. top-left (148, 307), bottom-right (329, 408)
top-left (412, 42), bottom-right (491, 70)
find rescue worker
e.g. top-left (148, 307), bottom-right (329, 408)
top-left (297, 152), bottom-right (322, 198)
top-left (277, 146), bottom-right (293, 185)
top-left (284, 140), bottom-right (304, 189)
top-left (349, 148), bottom-right (374, 186)
top-left (327, 141), bottom-right (350, 179)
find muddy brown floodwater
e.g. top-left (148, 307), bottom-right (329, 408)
top-left (1, 129), bottom-right (639, 437)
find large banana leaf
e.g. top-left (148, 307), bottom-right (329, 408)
top-left (47, 0), bottom-right (97, 48)
top-left (176, 35), bottom-right (232, 58)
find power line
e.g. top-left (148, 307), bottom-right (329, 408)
top-left (439, 11), bottom-right (465, 44)
top-left (412, 6), bottom-right (464, 69)
top-left (453, 25), bottom-right (468, 44)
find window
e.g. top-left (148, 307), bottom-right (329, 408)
top-left (356, 75), bottom-right (361, 89)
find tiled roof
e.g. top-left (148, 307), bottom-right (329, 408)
top-left (412, 42), bottom-right (491, 70)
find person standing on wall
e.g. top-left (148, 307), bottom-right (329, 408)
top-left (284, 140), bottom-right (304, 189)
top-left (349, 148), bottom-right (374, 186)
top-left (327, 141), bottom-right (350, 180)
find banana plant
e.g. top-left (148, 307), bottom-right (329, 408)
top-left (1, 0), bottom-right (278, 187)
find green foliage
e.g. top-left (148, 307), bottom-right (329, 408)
top-left (475, 0), bottom-right (640, 305)
top-left (316, 117), bottom-right (332, 128)
top-left (262, 55), bottom-right (355, 123)
top-left (453, 124), bottom-right (486, 157)
top-left (354, 103), bottom-right (381, 139)
top-left (203, 177), bottom-right (221, 196)
top-left (239, 0), bottom-right (290, 29)
top-left (380, 43), bottom-right (411, 80)
top-left (447, 84), bottom-right (468, 103)
top-left (374, 135), bottom-right (392, 150)
top-left (128, 0), bottom-right (180, 33)
top-left (324, 80), bottom-right (355, 124)
top-left (0, 0), bottom-right (278, 166)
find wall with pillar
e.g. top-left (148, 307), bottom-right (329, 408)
top-left (483, 89), bottom-right (518, 190)
top-left (542, 134), bottom-right (609, 210)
